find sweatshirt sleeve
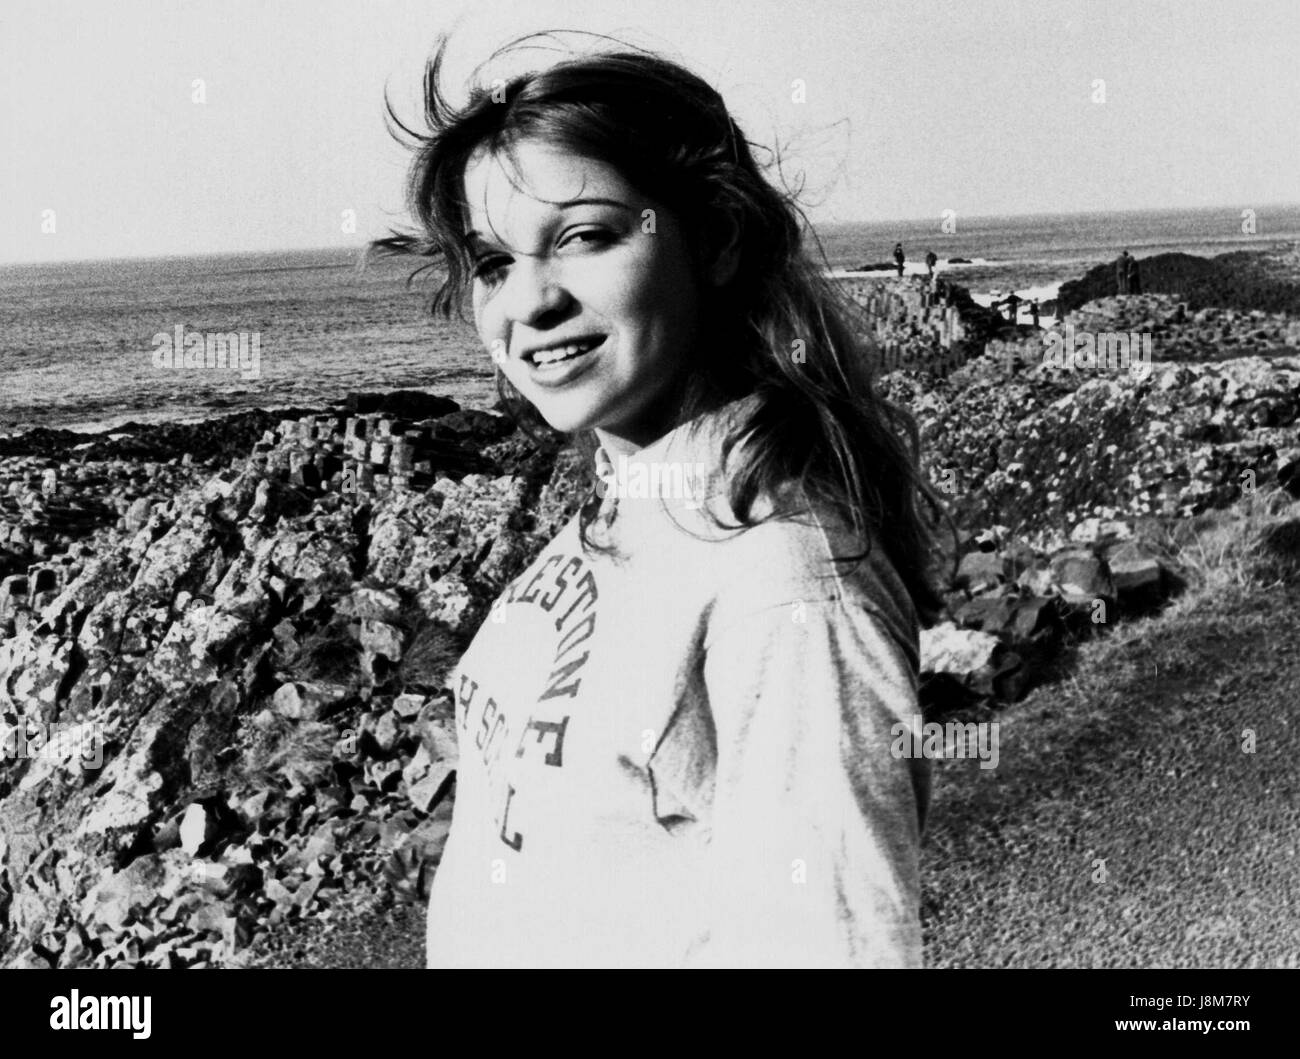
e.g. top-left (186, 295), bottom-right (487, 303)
top-left (683, 595), bottom-right (928, 968)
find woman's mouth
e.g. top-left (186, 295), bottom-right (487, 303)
top-left (524, 335), bottom-right (606, 385)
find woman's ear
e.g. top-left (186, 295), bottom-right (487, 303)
top-left (704, 208), bottom-right (742, 288)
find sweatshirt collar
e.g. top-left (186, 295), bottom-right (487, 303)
top-left (591, 394), bottom-right (767, 524)
top-left (593, 393), bottom-right (761, 479)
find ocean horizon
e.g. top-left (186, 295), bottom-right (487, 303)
top-left (4, 203), bottom-right (1300, 436)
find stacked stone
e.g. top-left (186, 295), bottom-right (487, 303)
top-left (341, 416), bottom-right (370, 495)
top-left (389, 430), bottom-right (415, 493)
top-left (881, 351), bottom-right (1300, 536)
top-left (0, 558), bottom-right (83, 637)
top-left (841, 276), bottom-right (983, 377)
top-left (1066, 294), bottom-right (1300, 362)
top-left (0, 449), bottom-right (203, 637)
top-left (981, 334), bottom-right (1050, 378)
top-left (248, 413), bottom-right (449, 501)
top-left (0, 572), bottom-right (29, 634)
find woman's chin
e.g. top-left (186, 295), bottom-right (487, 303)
top-left (530, 399), bottom-right (602, 437)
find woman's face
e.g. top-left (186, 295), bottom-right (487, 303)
top-left (461, 140), bottom-right (702, 451)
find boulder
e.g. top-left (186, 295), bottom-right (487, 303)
top-left (372, 711), bottom-right (402, 754)
top-left (1104, 540), bottom-right (1172, 608)
top-left (124, 497), bottom-right (153, 534)
top-left (921, 622), bottom-right (1001, 677)
top-left (1002, 542), bottom-right (1038, 579)
top-left (956, 550), bottom-right (1006, 592)
top-left (392, 693), bottom-right (427, 720)
top-left (272, 681), bottom-right (347, 721)
top-left (1110, 556), bottom-right (1164, 596)
top-left (1070, 517), bottom-right (1134, 545)
top-left (1049, 551), bottom-right (1114, 599)
top-left (402, 745), bottom-right (453, 813)
top-left (1009, 596), bottom-right (1065, 640)
top-left (81, 854), bottom-right (183, 933)
top-left (1016, 563), bottom-right (1055, 596)
top-left (953, 595), bottom-right (1017, 635)
top-left (358, 619), bottom-right (404, 663)
top-left (179, 802), bottom-right (217, 856)
top-left (346, 586), bottom-right (403, 623)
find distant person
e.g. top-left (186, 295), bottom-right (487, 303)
top-left (1030, 299), bottom-right (1040, 327)
top-left (924, 250), bottom-right (937, 277)
top-left (1116, 250), bottom-right (1132, 295)
top-left (1127, 254), bottom-right (1141, 295)
top-left (1004, 291), bottom-right (1023, 323)
top-left (894, 242), bottom-right (905, 277)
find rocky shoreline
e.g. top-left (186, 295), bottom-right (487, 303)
top-left (2, 261), bottom-right (1299, 968)
top-left (0, 392), bottom-right (586, 967)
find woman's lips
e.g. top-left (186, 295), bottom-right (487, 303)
top-left (525, 336), bottom-right (606, 387)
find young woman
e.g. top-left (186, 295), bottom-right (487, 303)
top-left (375, 34), bottom-right (945, 968)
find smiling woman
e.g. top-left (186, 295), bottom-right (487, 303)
top-left (371, 31), bottom-right (948, 969)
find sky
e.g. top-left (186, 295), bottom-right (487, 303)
top-left (2, 0), bottom-right (1297, 263)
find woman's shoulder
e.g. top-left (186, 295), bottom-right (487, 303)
top-left (595, 393), bottom-right (919, 652)
top-left (701, 491), bottom-right (918, 641)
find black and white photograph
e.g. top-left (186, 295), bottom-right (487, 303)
top-left (1, 0), bottom-right (1297, 1028)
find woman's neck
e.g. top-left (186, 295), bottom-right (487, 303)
top-left (591, 426), bottom-right (646, 460)
top-left (591, 376), bottom-right (701, 458)
top-left (590, 370), bottom-right (749, 459)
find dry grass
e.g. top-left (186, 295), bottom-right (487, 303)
top-left (242, 713), bottom-right (337, 792)
top-left (391, 604), bottom-right (462, 696)
top-left (283, 615), bottom-right (363, 688)
top-left (1147, 487), bottom-right (1300, 609)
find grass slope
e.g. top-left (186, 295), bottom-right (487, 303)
top-left (922, 576), bottom-right (1300, 967)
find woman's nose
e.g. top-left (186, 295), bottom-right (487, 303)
top-left (501, 255), bottom-right (572, 329)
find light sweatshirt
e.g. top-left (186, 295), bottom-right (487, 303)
top-left (425, 394), bottom-right (929, 968)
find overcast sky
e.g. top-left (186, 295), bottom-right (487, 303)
top-left (3, 0), bottom-right (1297, 263)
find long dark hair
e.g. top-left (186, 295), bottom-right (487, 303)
top-left (371, 32), bottom-right (948, 624)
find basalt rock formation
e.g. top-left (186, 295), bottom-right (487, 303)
top-left (842, 275), bottom-right (1004, 376)
top-left (1058, 247), bottom-right (1300, 317)
top-left (0, 398), bottom-right (587, 968)
top-left (883, 354), bottom-right (1300, 536)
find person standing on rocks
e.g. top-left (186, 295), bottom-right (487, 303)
top-left (375, 34), bottom-right (943, 970)
top-left (1116, 250), bottom-right (1132, 295)
top-left (925, 249), bottom-right (937, 277)
top-left (1003, 291), bottom-right (1023, 323)
top-left (894, 242), bottom-right (906, 276)
top-left (1127, 253), bottom-right (1141, 295)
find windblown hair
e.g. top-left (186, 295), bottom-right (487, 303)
top-left (371, 32), bottom-right (949, 624)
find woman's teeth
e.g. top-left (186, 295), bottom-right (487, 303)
top-left (531, 340), bottom-right (599, 366)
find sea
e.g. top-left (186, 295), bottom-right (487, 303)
top-left (4, 204), bottom-right (1299, 435)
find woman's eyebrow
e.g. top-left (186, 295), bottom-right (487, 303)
top-left (463, 198), bottom-right (635, 246)
top-left (550, 196), bottom-right (634, 212)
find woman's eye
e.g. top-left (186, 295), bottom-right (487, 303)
top-left (472, 255), bottom-right (509, 282)
top-left (559, 228), bottom-right (613, 251)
